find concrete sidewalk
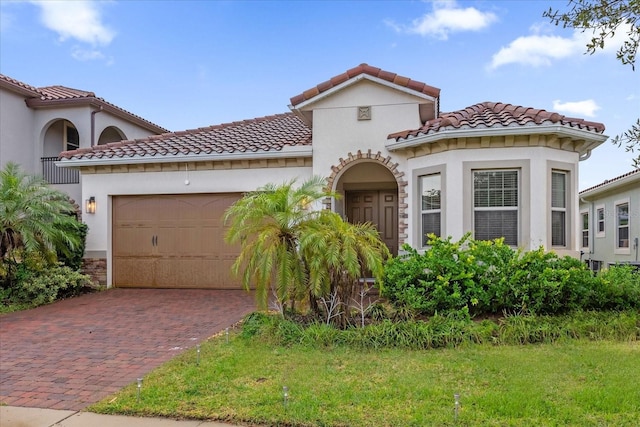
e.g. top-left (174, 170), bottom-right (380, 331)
top-left (0, 406), bottom-right (246, 427)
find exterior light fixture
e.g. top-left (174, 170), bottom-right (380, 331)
top-left (85, 197), bottom-right (96, 214)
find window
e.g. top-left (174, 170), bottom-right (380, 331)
top-left (616, 202), bottom-right (629, 249)
top-left (420, 173), bottom-right (441, 245)
top-left (581, 212), bottom-right (589, 248)
top-left (65, 123), bottom-right (79, 151)
top-left (596, 206), bottom-right (605, 237)
top-left (473, 170), bottom-right (518, 245)
top-left (551, 171), bottom-right (567, 246)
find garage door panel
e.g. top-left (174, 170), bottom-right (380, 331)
top-left (114, 257), bottom-right (156, 288)
top-left (113, 194), bottom-right (242, 289)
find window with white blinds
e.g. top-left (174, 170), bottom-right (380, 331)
top-left (420, 173), bottom-right (441, 245)
top-left (473, 170), bottom-right (518, 245)
top-left (551, 171), bottom-right (567, 247)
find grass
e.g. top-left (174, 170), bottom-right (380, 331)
top-left (90, 334), bottom-right (640, 426)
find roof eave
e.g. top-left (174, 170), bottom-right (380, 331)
top-left (291, 74), bottom-right (438, 111)
top-left (386, 124), bottom-right (608, 155)
top-left (579, 171), bottom-right (640, 198)
top-left (25, 97), bottom-right (168, 134)
top-left (0, 79), bottom-right (41, 97)
top-left (56, 145), bottom-right (314, 168)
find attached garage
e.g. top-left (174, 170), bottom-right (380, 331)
top-left (113, 193), bottom-right (242, 289)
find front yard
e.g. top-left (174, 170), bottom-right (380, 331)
top-left (90, 330), bottom-right (640, 426)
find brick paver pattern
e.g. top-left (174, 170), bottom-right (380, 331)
top-left (0, 289), bottom-right (255, 411)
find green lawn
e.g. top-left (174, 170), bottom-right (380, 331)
top-left (90, 337), bottom-right (640, 426)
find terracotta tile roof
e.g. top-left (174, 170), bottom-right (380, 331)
top-left (290, 63), bottom-right (441, 106)
top-left (1, 74), bottom-right (168, 133)
top-left (59, 113), bottom-right (311, 161)
top-left (579, 169), bottom-right (640, 194)
top-left (0, 74), bottom-right (41, 96)
top-left (37, 85), bottom-right (96, 100)
top-left (388, 102), bottom-right (606, 141)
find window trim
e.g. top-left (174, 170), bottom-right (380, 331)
top-left (580, 209), bottom-right (589, 250)
top-left (546, 161), bottom-right (575, 251)
top-left (614, 198), bottom-right (631, 255)
top-left (472, 168), bottom-right (520, 246)
top-left (412, 165), bottom-right (446, 249)
top-left (419, 172), bottom-right (442, 246)
top-left (463, 160), bottom-right (530, 248)
top-left (551, 170), bottom-right (568, 247)
top-left (595, 204), bottom-right (606, 238)
top-left (64, 121), bottom-right (80, 152)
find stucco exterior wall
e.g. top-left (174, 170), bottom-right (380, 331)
top-left (80, 165), bottom-right (313, 285)
top-left (305, 80), bottom-right (423, 179)
top-left (580, 178), bottom-right (640, 266)
top-left (0, 87), bottom-right (37, 172)
top-left (406, 146), bottom-right (580, 253)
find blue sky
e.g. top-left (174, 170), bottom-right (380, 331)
top-left (1, 0), bottom-right (638, 190)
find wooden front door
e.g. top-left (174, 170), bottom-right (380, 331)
top-left (113, 194), bottom-right (242, 289)
top-left (345, 190), bottom-right (398, 255)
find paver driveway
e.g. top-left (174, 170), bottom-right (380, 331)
top-left (0, 288), bottom-right (255, 411)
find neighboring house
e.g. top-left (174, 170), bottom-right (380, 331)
top-left (0, 74), bottom-right (167, 205)
top-left (57, 64), bottom-right (607, 288)
top-left (579, 169), bottom-right (640, 270)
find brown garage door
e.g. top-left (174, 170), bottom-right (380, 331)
top-left (113, 194), bottom-right (242, 289)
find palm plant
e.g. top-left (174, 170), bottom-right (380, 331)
top-left (0, 162), bottom-right (82, 283)
top-left (224, 176), bottom-right (330, 310)
top-left (300, 211), bottom-right (391, 326)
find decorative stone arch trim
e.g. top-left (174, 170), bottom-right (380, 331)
top-left (326, 149), bottom-right (409, 246)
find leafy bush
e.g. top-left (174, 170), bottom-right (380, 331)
top-left (589, 265), bottom-right (640, 310)
top-left (383, 234), bottom-right (517, 316)
top-left (7, 263), bottom-right (91, 306)
top-left (382, 234), bottom-right (627, 317)
top-left (56, 221), bottom-right (88, 270)
top-left (495, 249), bottom-right (597, 315)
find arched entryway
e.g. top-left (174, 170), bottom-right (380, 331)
top-left (330, 154), bottom-right (403, 255)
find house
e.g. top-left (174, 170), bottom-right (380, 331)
top-left (56, 64), bottom-right (607, 288)
top-left (579, 169), bottom-right (640, 270)
top-left (0, 74), bottom-right (167, 206)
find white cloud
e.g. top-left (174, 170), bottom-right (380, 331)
top-left (71, 46), bottom-right (105, 61)
top-left (387, 0), bottom-right (497, 40)
top-left (489, 23), bottom-right (633, 69)
top-left (31, 0), bottom-right (115, 46)
top-left (489, 34), bottom-right (579, 69)
top-left (552, 99), bottom-right (600, 117)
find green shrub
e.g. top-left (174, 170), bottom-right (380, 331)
top-left (56, 221), bottom-right (88, 270)
top-left (8, 263), bottom-right (91, 306)
top-left (382, 234), bottom-right (513, 316)
top-left (589, 265), bottom-right (640, 310)
top-left (495, 249), bottom-right (597, 315)
top-left (383, 235), bottom-right (608, 317)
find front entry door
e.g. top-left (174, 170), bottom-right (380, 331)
top-left (346, 190), bottom-right (398, 255)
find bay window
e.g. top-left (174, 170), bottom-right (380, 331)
top-left (473, 170), bottom-right (518, 245)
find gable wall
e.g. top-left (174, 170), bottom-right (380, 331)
top-left (304, 80), bottom-right (422, 179)
top-left (0, 87), bottom-right (37, 172)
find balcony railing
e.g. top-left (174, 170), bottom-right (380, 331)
top-left (41, 157), bottom-right (79, 184)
